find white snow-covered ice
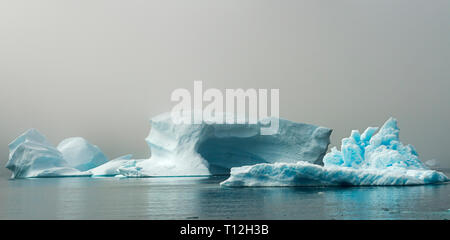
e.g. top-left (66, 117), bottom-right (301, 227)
top-left (5, 129), bottom-right (131, 179)
top-left (6, 129), bottom-right (90, 178)
top-left (118, 112), bottom-right (332, 177)
top-left (221, 118), bottom-right (449, 186)
top-left (220, 161), bottom-right (448, 187)
top-left (57, 137), bottom-right (109, 171)
top-left (6, 116), bottom-right (448, 186)
top-left (89, 154), bottom-right (135, 177)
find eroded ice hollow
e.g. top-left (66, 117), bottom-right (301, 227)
top-left (118, 112), bottom-right (332, 177)
top-left (221, 118), bottom-right (449, 186)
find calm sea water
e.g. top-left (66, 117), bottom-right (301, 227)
top-left (0, 170), bottom-right (449, 220)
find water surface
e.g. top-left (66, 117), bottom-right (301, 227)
top-left (0, 171), bottom-right (449, 220)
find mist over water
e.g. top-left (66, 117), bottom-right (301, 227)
top-left (1, 0), bottom-right (450, 179)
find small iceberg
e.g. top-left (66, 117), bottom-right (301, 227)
top-left (6, 129), bottom-right (90, 178)
top-left (5, 129), bottom-right (132, 179)
top-left (221, 118), bottom-right (449, 186)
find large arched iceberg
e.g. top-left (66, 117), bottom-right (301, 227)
top-left (118, 112), bottom-right (333, 177)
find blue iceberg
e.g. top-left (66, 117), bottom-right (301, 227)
top-left (57, 137), bottom-right (109, 171)
top-left (5, 129), bottom-right (133, 179)
top-left (323, 118), bottom-right (425, 170)
top-left (118, 112), bottom-right (332, 177)
top-left (7, 116), bottom-right (447, 186)
top-left (6, 129), bottom-right (90, 179)
top-left (220, 161), bottom-right (448, 186)
top-left (221, 118), bottom-right (448, 186)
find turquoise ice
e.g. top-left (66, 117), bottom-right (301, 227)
top-left (323, 118), bottom-right (425, 170)
top-left (5, 129), bottom-right (130, 178)
top-left (6, 129), bottom-right (90, 178)
top-left (57, 137), bottom-right (109, 171)
top-left (221, 118), bottom-right (448, 186)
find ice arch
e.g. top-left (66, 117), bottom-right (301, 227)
top-left (119, 112), bottom-right (332, 177)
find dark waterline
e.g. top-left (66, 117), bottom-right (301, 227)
top-left (0, 171), bottom-right (449, 220)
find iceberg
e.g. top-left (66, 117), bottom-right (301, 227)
top-left (221, 118), bottom-right (449, 186)
top-left (57, 137), bottom-right (109, 171)
top-left (5, 129), bottom-right (129, 179)
top-left (9, 116), bottom-right (445, 186)
top-left (220, 161), bottom-right (448, 187)
top-left (323, 118), bottom-right (425, 170)
top-left (89, 154), bottom-right (135, 177)
top-left (8, 128), bottom-right (51, 159)
top-left (6, 129), bottom-right (90, 179)
top-left (119, 112), bottom-right (332, 177)
top-left (117, 160), bottom-right (144, 177)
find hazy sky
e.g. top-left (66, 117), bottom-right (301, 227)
top-left (1, 0), bottom-right (449, 177)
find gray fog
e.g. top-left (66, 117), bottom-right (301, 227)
top-left (1, 0), bottom-right (449, 177)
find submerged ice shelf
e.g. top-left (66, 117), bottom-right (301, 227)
top-left (221, 118), bottom-right (448, 186)
top-left (220, 161), bottom-right (448, 187)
